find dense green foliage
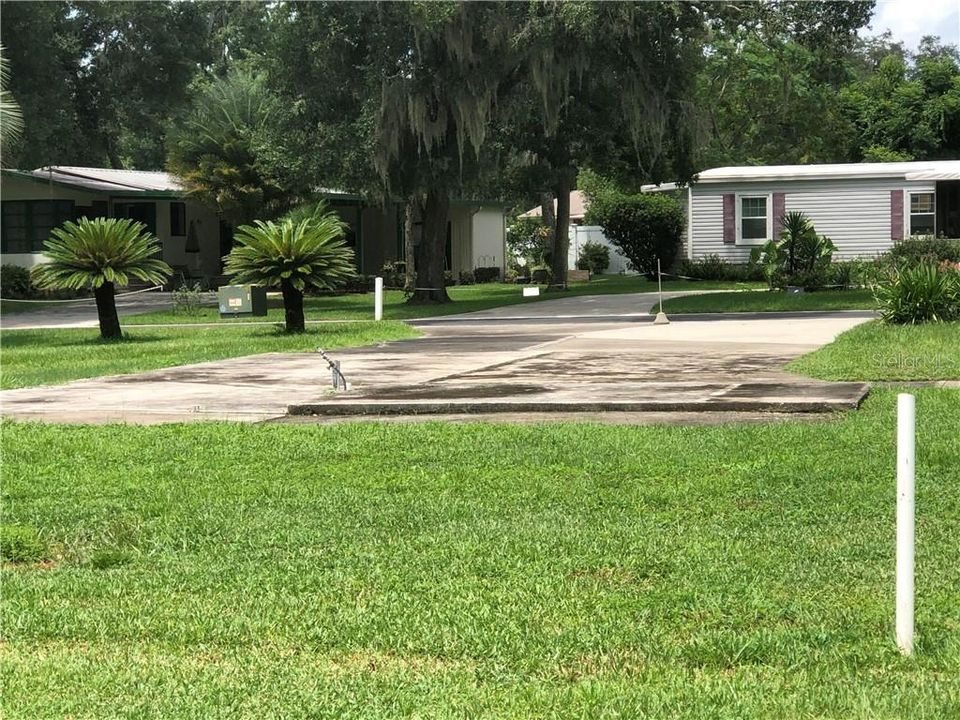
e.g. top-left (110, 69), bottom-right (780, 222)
top-left (0, 264), bottom-right (34, 299)
top-left (585, 191), bottom-right (685, 275)
top-left (576, 241), bottom-right (610, 274)
top-left (873, 262), bottom-right (960, 324)
top-left (750, 212), bottom-right (837, 290)
top-left (3, 388), bottom-right (959, 716)
top-left (166, 70), bottom-right (290, 225)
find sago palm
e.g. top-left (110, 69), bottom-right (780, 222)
top-left (32, 217), bottom-right (172, 339)
top-left (223, 205), bottom-right (356, 332)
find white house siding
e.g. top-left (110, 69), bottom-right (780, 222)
top-left (689, 178), bottom-right (935, 262)
top-left (470, 207), bottom-right (505, 271)
top-left (0, 174), bottom-right (221, 273)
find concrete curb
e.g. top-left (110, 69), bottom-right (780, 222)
top-left (288, 384), bottom-right (870, 417)
top-left (409, 310), bottom-right (877, 325)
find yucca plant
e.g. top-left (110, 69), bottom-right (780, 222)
top-left (223, 205), bottom-right (356, 332)
top-left (873, 262), bottom-right (960, 324)
top-left (32, 218), bottom-right (172, 339)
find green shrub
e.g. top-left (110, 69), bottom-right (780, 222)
top-left (677, 255), bottom-right (763, 282)
top-left (576, 241), bottom-right (610, 274)
top-left (585, 192), bottom-right (684, 275)
top-left (889, 236), bottom-right (960, 266)
top-left (0, 524), bottom-right (46, 563)
top-left (873, 262), bottom-right (960, 324)
top-left (507, 216), bottom-right (551, 267)
top-left (172, 282), bottom-right (204, 315)
top-left (1, 263), bottom-right (37, 299)
top-left (378, 261), bottom-right (407, 289)
top-left (473, 266), bottom-right (500, 283)
top-left (458, 269), bottom-right (475, 285)
top-left (749, 212), bottom-right (835, 290)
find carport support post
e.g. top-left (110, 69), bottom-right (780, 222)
top-left (896, 393), bottom-right (915, 655)
top-left (374, 276), bottom-right (383, 321)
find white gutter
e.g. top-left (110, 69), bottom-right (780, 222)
top-left (687, 185), bottom-right (693, 261)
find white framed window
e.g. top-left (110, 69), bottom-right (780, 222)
top-left (908, 192), bottom-right (936, 236)
top-left (737, 193), bottom-right (772, 244)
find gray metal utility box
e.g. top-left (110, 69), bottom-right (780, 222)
top-left (218, 285), bottom-right (268, 317)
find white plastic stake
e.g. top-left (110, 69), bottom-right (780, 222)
top-left (374, 276), bottom-right (383, 321)
top-left (896, 393), bottom-right (915, 655)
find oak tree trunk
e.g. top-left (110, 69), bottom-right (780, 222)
top-left (94, 281), bottom-right (122, 340)
top-left (280, 278), bottom-right (306, 333)
top-left (403, 198), bottom-right (417, 293)
top-left (540, 191), bottom-right (556, 265)
top-left (409, 189), bottom-right (451, 304)
top-left (549, 172), bottom-right (575, 291)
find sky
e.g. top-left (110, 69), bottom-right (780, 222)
top-left (862, 0), bottom-right (960, 50)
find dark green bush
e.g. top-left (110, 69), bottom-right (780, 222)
top-left (873, 262), bottom-right (960, 324)
top-left (458, 269), bottom-right (475, 285)
top-left (473, 266), bottom-right (500, 283)
top-left (585, 192), bottom-right (684, 275)
top-left (575, 241), bottom-right (610, 274)
top-left (676, 255), bottom-right (763, 282)
top-left (889, 236), bottom-right (960, 266)
top-left (1, 264), bottom-right (37, 299)
top-left (0, 525), bottom-right (46, 563)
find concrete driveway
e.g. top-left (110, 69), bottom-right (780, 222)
top-left (0, 290), bottom-right (873, 423)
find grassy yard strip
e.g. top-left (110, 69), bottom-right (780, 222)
top-left (789, 320), bottom-right (960, 381)
top-left (656, 288), bottom-right (875, 314)
top-left (2, 388), bottom-right (958, 718)
top-left (0, 322), bottom-right (418, 390)
top-left (123, 276), bottom-right (765, 325)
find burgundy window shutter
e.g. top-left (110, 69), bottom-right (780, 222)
top-left (890, 190), bottom-right (904, 241)
top-left (773, 192), bottom-right (786, 238)
top-left (722, 194), bottom-right (736, 244)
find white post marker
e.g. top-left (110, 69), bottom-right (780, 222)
top-left (653, 257), bottom-right (670, 325)
top-left (896, 393), bottom-right (915, 655)
top-left (374, 276), bottom-right (383, 321)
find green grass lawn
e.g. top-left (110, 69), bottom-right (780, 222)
top-left (123, 276), bottom-right (763, 325)
top-left (0, 322), bottom-right (418, 390)
top-left (2, 388), bottom-right (958, 718)
top-left (656, 288), bottom-right (875, 314)
top-left (789, 320), bottom-right (960, 381)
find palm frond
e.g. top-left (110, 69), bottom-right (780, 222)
top-left (32, 218), bottom-right (173, 291)
top-left (224, 206), bottom-right (356, 291)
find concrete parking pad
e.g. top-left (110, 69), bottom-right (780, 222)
top-left (0, 301), bottom-right (872, 424)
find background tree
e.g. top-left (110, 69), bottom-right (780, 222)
top-left (500, 1), bottom-right (704, 287)
top-left (166, 69), bottom-right (291, 227)
top-left (31, 218), bottom-right (172, 340)
top-left (223, 205), bottom-right (355, 333)
top-left (0, 44), bottom-right (23, 163)
top-left (0, 0), bottom-right (214, 169)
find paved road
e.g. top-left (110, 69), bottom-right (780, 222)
top-left (0, 291), bottom-right (871, 423)
top-left (0, 291), bottom-right (190, 330)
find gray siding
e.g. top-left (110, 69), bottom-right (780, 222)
top-left (690, 178), bottom-right (935, 261)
